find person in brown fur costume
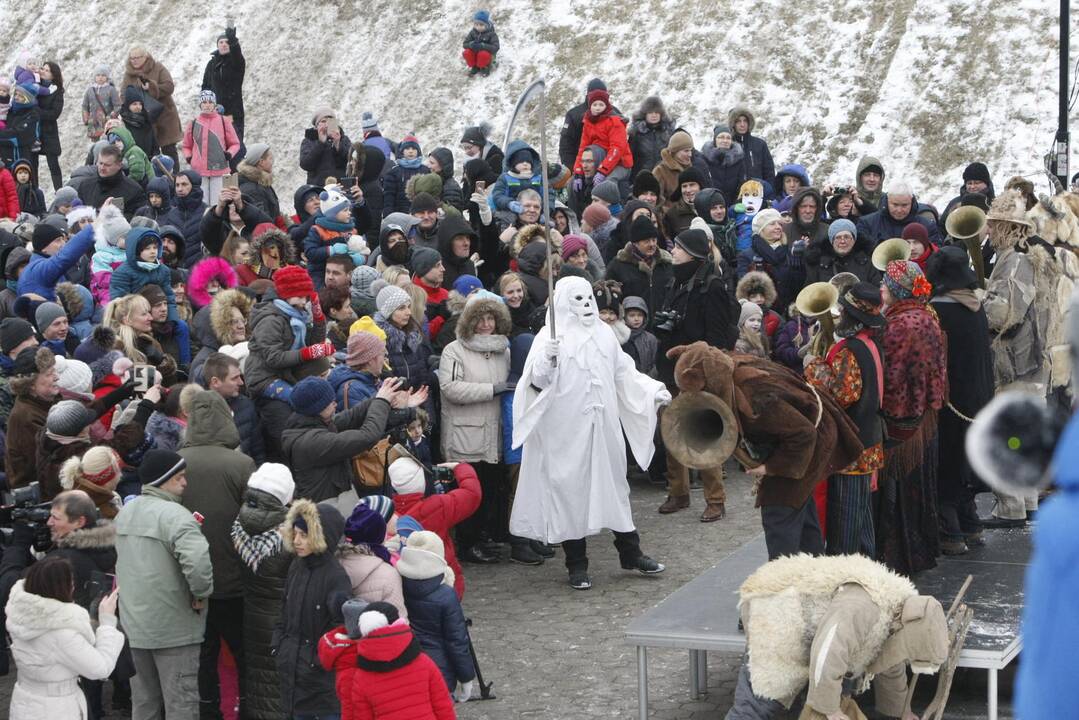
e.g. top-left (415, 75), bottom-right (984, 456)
top-left (665, 342), bottom-right (862, 559)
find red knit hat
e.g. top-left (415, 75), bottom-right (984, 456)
top-left (901, 222), bottom-right (929, 245)
top-left (274, 265), bottom-right (314, 300)
top-left (586, 89), bottom-right (610, 109)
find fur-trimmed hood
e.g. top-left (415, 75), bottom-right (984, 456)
top-left (237, 161), bottom-right (273, 187)
top-left (209, 288), bottom-right (253, 345)
top-left (738, 553), bottom-right (917, 706)
top-left (10, 346), bottom-right (56, 399)
top-left (53, 521), bottom-right (117, 551)
top-left (736, 270), bottom-right (778, 306)
top-left (54, 281), bottom-right (89, 323)
top-left (281, 499), bottom-right (345, 556)
top-left (457, 294), bottom-right (512, 341)
top-left (5, 579), bottom-right (95, 644)
top-left (248, 225), bottom-right (296, 267)
top-left (188, 256), bottom-right (239, 309)
top-left (512, 223), bottom-right (560, 259)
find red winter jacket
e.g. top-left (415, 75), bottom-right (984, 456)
top-left (0, 168), bottom-right (18, 219)
top-left (413, 276), bottom-right (450, 341)
top-left (392, 463), bottom-right (481, 599)
top-left (343, 622), bottom-right (456, 720)
top-left (319, 627), bottom-right (362, 720)
top-left (573, 113), bottom-right (633, 177)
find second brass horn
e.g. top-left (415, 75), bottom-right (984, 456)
top-left (945, 206), bottom-right (988, 287)
top-left (872, 237), bottom-right (912, 270)
top-left (796, 282), bottom-right (839, 356)
top-left (661, 391), bottom-right (739, 470)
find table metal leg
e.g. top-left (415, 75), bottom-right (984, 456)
top-left (697, 650), bottom-right (708, 694)
top-left (637, 646), bottom-right (649, 720)
top-left (690, 650), bottom-right (701, 698)
top-left (988, 667), bottom-right (998, 720)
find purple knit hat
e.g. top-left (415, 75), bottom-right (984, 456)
top-left (344, 503), bottom-right (391, 563)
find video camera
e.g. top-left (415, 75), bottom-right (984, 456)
top-left (0, 482), bottom-right (53, 552)
top-left (653, 310), bottom-right (683, 334)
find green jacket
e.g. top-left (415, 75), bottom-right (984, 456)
top-left (179, 390), bottom-right (256, 598)
top-left (110, 126), bottom-right (151, 185)
top-left (114, 485), bottom-right (213, 649)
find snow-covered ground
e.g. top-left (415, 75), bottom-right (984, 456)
top-left (0, 0), bottom-right (1064, 209)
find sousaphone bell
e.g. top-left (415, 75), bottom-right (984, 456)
top-left (871, 237), bottom-right (912, 271)
top-left (796, 282), bottom-right (840, 356)
top-left (661, 391), bottom-right (739, 470)
top-left (944, 205), bottom-right (988, 287)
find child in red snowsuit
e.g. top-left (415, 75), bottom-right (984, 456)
top-left (462, 10), bottom-right (499, 76)
top-left (572, 89), bottom-right (633, 193)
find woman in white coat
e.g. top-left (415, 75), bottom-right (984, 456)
top-left (6, 556), bottom-right (124, 720)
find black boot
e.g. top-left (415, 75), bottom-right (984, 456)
top-left (510, 542), bottom-right (544, 565)
top-left (459, 545), bottom-right (500, 564)
top-left (529, 540), bottom-right (556, 558)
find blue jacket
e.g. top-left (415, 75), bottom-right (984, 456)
top-left (490, 139), bottom-right (557, 213)
top-left (18, 224), bottom-right (96, 301)
top-left (229, 394), bottom-right (266, 465)
top-left (401, 575), bottom-right (476, 689)
top-left (731, 206), bottom-right (755, 253)
top-left (108, 227), bottom-right (179, 321)
top-left (1016, 415), bottom-right (1079, 719)
top-left (856, 193), bottom-right (943, 248)
top-left (327, 364), bottom-right (378, 409)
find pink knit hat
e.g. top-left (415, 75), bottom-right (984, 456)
top-left (560, 234), bottom-right (588, 261)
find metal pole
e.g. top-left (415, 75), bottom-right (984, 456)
top-left (538, 81), bottom-right (556, 342)
top-left (1055, 0), bottom-right (1071, 189)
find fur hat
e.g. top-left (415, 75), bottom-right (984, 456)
top-left (986, 189), bottom-right (1034, 229)
top-left (633, 170), bottom-right (661, 198)
top-left (189, 256), bottom-right (240, 308)
top-left (248, 462), bottom-right (295, 506)
top-left (319, 188), bottom-right (351, 218)
top-left (389, 456), bottom-right (426, 495)
top-left (376, 285), bottom-right (412, 319)
top-left (962, 162), bottom-right (992, 185)
top-left (138, 449), bottom-right (187, 487)
top-left (289, 377), bottom-right (335, 417)
top-left (66, 205), bottom-right (95, 228)
top-left (736, 271), bottom-right (778, 306)
top-left (311, 107), bottom-right (335, 126)
top-left (459, 290), bottom-right (511, 340)
top-left (273, 265), bottom-right (314, 302)
top-left (750, 209), bottom-right (780, 236)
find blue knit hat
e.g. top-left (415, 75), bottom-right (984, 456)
top-left (290, 377), bottom-right (336, 417)
top-left (828, 219), bottom-right (857, 244)
top-left (473, 9), bottom-right (491, 26)
top-left (360, 494), bottom-right (396, 523)
top-left (452, 274), bottom-right (483, 297)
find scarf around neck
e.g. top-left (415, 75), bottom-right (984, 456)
top-left (315, 215), bottom-right (354, 233)
top-left (272, 299), bottom-right (310, 349)
top-left (397, 156), bottom-right (423, 169)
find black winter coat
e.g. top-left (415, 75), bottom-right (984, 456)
top-left (628, 119), bottom-right (674, 180)
top-left (381, 163), bottom-right (429, 218)
top-left (299, 128), bottom-right (351, 186)
top-left (120, 107), bottom-right (158, 159)
top-left (37, 86), bottom-right (64, 156)
top-left (162, 189), bottom-right (208, 268)
top-left (401, 575), bottom-right (476, 690)
top-left (655, 260), bottom-right (738, 385)
top-left (77, 171), bottom-right (147, 220)
top-left (198, 199), bottom-right (271, 256)
top-left (731, 131), bottom-right (775, 186)
top-left (856, 193), bottom-right (943, 248)
top-left (700, 142), bottom-right (748, 206)
top-left (238, 163), bottom-right (281, 222)
top-left (201, 27), bottom-right (246, 122)
top-left (604, 245), bottom-right (674, 315)
top-left (230, 394), bottom-right (266, 465)
top-left (462, 26), bottom-right (500, 55)
top-left (234, 488), bottom-right (291, 720)
top-left (273, 503), bottom-right (349, 716)
top-left (281, 398), bottom-right (395, 502)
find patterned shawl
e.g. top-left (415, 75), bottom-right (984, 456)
top-left (881, 298), bottom-right (947, 421)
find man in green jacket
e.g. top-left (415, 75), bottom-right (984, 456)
top-left (115, 449), bottom-right (213, 720)
top-left (179, 390), bottom-right (256, 719)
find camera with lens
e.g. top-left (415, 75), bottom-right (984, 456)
top-left (652, 310), bottom-right (683, 334)
top-left (0, 483), bottom-right (53, 552)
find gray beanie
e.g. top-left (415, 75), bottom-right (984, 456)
top-left (244, 143), bottom-right (271, 165)
top-left (713, 123), bottom-right (732, 138)
top-left (35, 301), bottom-right (67, 333)
top-left (351, 265), bottom-right (381, 301)
top-left (408, 246), bottom-right (442, 278)
top-left (590, 180), bottom-right (621, 205)
top-left (42, 214), bottom-right (68, 232)
top-left (376, 285), bottom-right (412, 319)
top-left (46, 400), bottom-right (95, 438)
top-left (49, 187), bottom-right (80, 214)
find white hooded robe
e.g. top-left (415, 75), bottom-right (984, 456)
top-left (510, 277), bottom-right (670, 543)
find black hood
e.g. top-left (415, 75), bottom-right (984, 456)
top-left (359, 145), bottom-right (387, 184)
top-left (437, 214), bottom-right (478, 259)
top-left (429, 147), bottom-right (455, 181)
top-left (293, 183), bottom-right (323, 221)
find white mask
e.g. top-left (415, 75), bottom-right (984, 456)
top-left (743, 195), bottom-right (763, 214)
top-left (569, 290), bottom-right (597, 326)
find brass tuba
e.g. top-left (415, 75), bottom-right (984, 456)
top-left (796, 282), bottom-right (840, 357)
top-left (829, 271), bottom-right (860, 296)
top-left (871, 237), bottom-right (912, 271)
top-left (945, 206), bottom-right (988, 288)
top-left (661, 391), bottom-right (739, 469)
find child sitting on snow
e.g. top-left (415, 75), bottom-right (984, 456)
top-left (462, 10), bottom-right (500, 76)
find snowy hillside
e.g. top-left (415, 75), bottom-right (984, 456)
top-left (0, 0), bottom-right (1064, 209)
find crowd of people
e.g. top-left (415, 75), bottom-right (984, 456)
top-left (0, 12), bottom-right (1072, 720)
